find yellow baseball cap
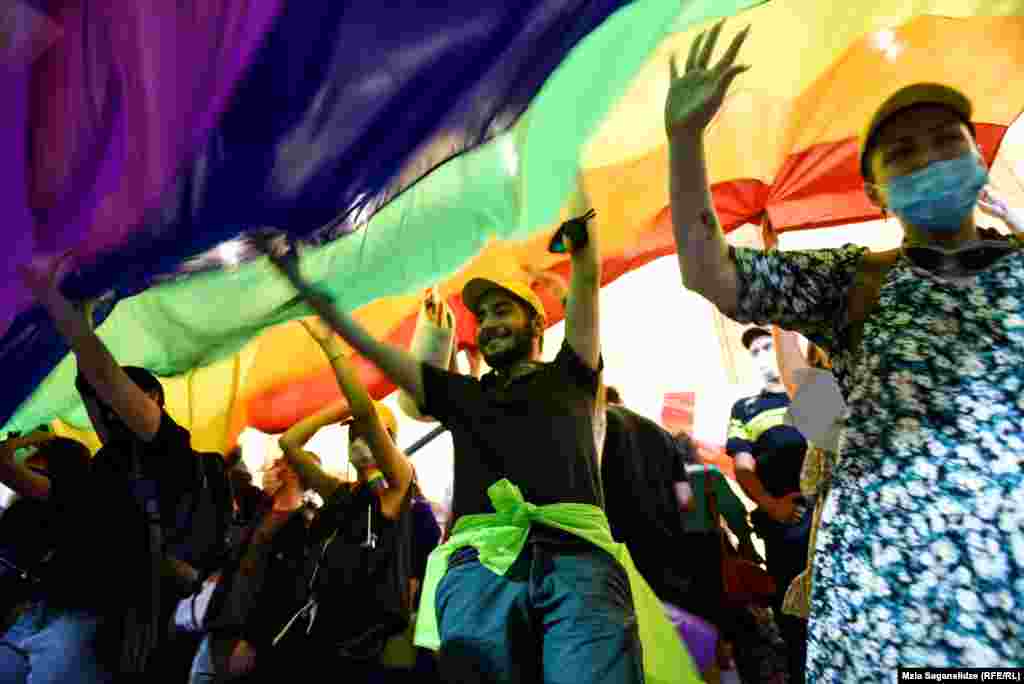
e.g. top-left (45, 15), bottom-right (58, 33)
top-left (461, 278), bottom-right (547, 323)
top-left (859, 83), bottom-right (973, 180)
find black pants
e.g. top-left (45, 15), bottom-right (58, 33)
top-left (753, 504), bottom-right (813, 684)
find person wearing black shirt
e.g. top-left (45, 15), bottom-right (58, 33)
top-left (727, 327), bottom-right (811, 683)
top-left (188, 454), bottom-right (315, 684)
top-left (599, 386), bottom-right (694, 607)
top-left (261, 197), bottom-right (643, 684)
top-left (0, 433), bottom-right (90, 632)
top-left (223, 317), bottom-right (417, 683)
top-left (15, 255), bottom-right (224, 682)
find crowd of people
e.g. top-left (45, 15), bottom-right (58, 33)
top-left (0, 17), bottom-right (1022, 684)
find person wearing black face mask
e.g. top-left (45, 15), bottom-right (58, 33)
top-left (664, 19), bottom-right (1024, 681)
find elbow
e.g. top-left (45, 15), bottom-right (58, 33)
top-left (278, 435), bottom-right (298, 454)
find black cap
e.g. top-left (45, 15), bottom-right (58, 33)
top-left (741, 327), bottom-right (771, 350)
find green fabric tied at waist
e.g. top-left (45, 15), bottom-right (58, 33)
top-left (414, 479), bottom-right (701, 684)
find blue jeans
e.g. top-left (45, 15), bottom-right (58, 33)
top-left (436, 542), bottom-right (643, 684)
top-left (188, 634), bottom-right (214, 684)
top-left (0, 603), bottom-right (111, 684)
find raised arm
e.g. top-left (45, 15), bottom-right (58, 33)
top-left (0, 432), bottom-right (54, 500)
top-left (260, 239), bottom-right (426, 408)
top-left (773, 328), bottom-right (809, 399)
top-left (665, 21), bottom-right (751, 316)
top-left (978, 186), bottom-right (1024, 236)
top-left (278, 402), bottom-right (346, 500)
top-left (563, 181), bottom-right (601, 370)
top-left (19, 255), bottom-right (162, 440)
top-left (398, 289), bottom-right (455, 421)
top-left (301, 318), bottom-right (413, 506)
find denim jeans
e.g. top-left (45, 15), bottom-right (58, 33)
top-left (435, 542), bottom-right (643, 684)
top-left (188, 634), bottom-right (214, 684)
top-left (0, 602), bottom-right (111, 684)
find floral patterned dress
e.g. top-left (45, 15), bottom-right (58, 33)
top-left (731, 236), bottom-right (1024, 682)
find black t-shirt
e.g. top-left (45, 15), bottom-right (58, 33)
top-left (420, 340), bottom-right (604, 524)
top-left (410, 496), bottom-right (440, 581)
top-left (48, 411), bottom-right (198, 611)
top-left (726, 390), bottom-right (807, 498)
top-left (601, 405), bottom-right (692, 603)
top-left (241, 510), bottom-right (314, 649)
top-left (303, 483), bottom-right (413, 661)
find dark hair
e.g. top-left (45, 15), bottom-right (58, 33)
top-left (863, 105), bottom-right (976, 183)
top-left (605, 386), bottom-right (622, 405)
top-left (33, 437), bottom-right (91, 484)
top-left (741, 327), bottom-right (771, 350)
top-left (225, 446), bottom-right (244, 469)
top-left (76, 366), bottom-right (165, 407)
top-left (673, 430), bottom-right (699, 466)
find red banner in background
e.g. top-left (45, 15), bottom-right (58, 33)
top-left (662, 391), bottom-right (736, 480)
top-left (661, 392), bottom-right (694, 435)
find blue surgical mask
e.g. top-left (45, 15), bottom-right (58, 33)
top-left (886, 154), bottom-right (988, 234)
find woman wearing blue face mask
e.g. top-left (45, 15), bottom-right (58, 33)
top-left (665, 20), bottom-right (1024, 682)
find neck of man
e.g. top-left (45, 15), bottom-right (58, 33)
top-left (903, 214), bottom-right (980, 248)
top-left (764, 378), bottom-right (785, 394)
top-left (494, 355), bottom-right (541, 381)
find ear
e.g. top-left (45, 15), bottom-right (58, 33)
top-left (864, 180), bottom-right (886, 210)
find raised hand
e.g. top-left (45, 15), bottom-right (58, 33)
top-left (424, 287), bottom-right (446, 327)
top-left (251, 231), bottom-right (303, 284)
top-left (18, 250), bottom-right (74, 304)
top-left (978, 186), bottom-right (1010, 220)
top-left (665, 20), bottom-right (751, 138)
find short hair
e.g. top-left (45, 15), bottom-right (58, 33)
top-left (33, 437), bottom-right (91, 484)
top-left (76, 366), bottom-right (165, 407)
top-left (741, 327), bottom-right (771, 350)
top-left (673, 430), bottom-right (699, 466)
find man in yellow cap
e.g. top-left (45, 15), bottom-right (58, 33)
top-left (261, 201), bottom-right (658, 683)
top-left (664, 19), bottom-right (1024, 682)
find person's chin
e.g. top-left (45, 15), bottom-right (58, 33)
top-left (482, 348), bottom-right (525, 370)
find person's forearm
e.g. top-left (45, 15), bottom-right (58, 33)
top-left (1004, 207), bottom-right (1024, 236)
top-left (773, 328), bottom-right (808, 398)
top-left (0, 458), bottom-right (50, 499)
top-left (299, 288), bottom-right (424, 405)
top-left (734, 460), bottom-right (773, 508)
top-left (564, 189), bottom-right (601, 369)
top-left (280, 403), bottom-right (346, 451)
top-left (716, 479), bottom-right (753, 540)
top-left (321, 344), bottom-right (374, 420)
top-left (669, 133), bottom-right (739, 315)
top-left (43, 292), bottom-right (121, 394)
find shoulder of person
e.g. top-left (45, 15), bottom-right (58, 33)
top-left (846, 248), bottom-right (900, 325)
top-left (858, 248), bottom-right (901, 275)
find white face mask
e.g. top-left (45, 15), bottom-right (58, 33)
top-left (749, 340), bottom-right (780, 384)
top-left (348, 438), bottom-right (376, 470)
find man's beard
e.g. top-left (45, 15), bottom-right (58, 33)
top-left (479, 327), bottom-right (534, 370)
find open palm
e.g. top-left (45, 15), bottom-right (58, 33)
top-left (665, 20), bottom-right (750, 138)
